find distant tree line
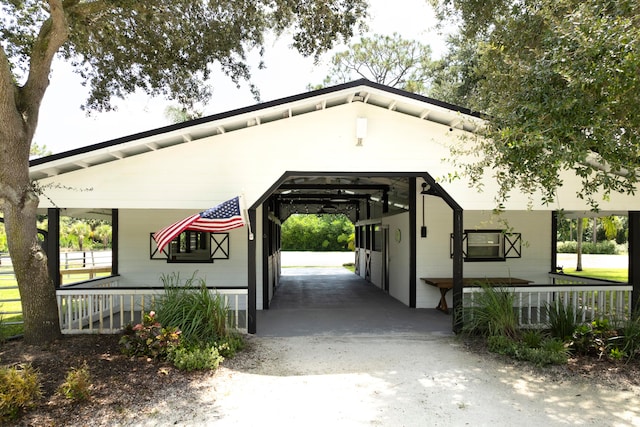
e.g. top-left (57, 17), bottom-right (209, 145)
top-left (0, 217), bottom-right (112, 253)
top-left (281, 214), bottom-right (354, 252)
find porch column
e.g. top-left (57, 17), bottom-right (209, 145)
top-left (551, 211), bottom-right (558, 273)
top-left (247, 208), bottom-right (257, 334)
top-left (630, 211), bottom-right (640, 312)
top-left (47, 208), bottom-right (61, 289)
top-left (452, 208), bottom-right (464, 333)
top-left (409, 178), bottom-right (416, 308)
top-left (111, 209), bottom-right (119, 275)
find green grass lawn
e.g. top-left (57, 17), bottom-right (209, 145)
top-left (563, 268), bottom-right (628, 282)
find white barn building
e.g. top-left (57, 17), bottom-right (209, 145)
top-left (29, 80), bottom-right (640, 333)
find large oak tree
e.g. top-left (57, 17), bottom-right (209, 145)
top-left (0, 0), bottom-right (368, 344)
top-left (430, 0), bottom-right (640, 209)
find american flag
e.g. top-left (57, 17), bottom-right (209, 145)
top-left (153, 196), bottom-right (245, 253)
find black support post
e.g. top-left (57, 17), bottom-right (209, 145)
top-left (452, 208), bottom-right (464, 333)
top-left (248, 208), bottom-right (257, 334)
top-left (111, 209), bottom-right (119, 276)
top-left (47, 208), bottom-right (61, 289)
top-left (630, 211), bottom-right (640, 314)
top-left (409, 178), bottom-right (416, 308)
top-left (551, 211), bottom-right (558, 273)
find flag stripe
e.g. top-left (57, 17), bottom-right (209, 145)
top-left (153, 196), bottom-right (246, 254)
top-left (154, 214), bottom-right (200, 254)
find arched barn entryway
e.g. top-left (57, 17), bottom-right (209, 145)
top-left (246, 171), bottom-right (464, 335)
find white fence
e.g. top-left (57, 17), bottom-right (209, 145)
top-left (56, 277), bottom-right (248, 334)
top-left (463, 273), bottom-right (632, 328)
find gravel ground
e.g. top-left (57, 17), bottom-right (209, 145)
top-left (129, 334), bottom-right (640, 427)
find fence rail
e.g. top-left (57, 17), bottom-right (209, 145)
top-left (463, 279), bottom-right (632, 328)
top-left (56, 280), bottom-right (248, 334)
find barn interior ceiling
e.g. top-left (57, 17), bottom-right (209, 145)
top-left (271, 174), bottom-right (438, 223)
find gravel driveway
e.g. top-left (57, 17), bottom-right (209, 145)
top-left (124, 255), bottom-right (639, 426)
top-left (124, 332), bottom-right (640, 427)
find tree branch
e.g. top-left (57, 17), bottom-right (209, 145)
top-left (19, 0), bottom-right (70, 140)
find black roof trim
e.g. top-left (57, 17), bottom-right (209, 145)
top-left (30, 79), bottom-right (481, 167)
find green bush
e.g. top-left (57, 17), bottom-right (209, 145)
top-left (119, 311), bottom-right (181, 359)
top-left (521, 329), bottom-right (544, 349)
top-left (460, 284), bottom-right (519, 339)
top-left (0, 364), bottom-right (42, 422)
top-left (167, 343), bottom-right (224, 371)
top-left (486, 334), bottom-right (569, 366)
top-left (557, 240), bottom-right (619, 254)
top-left (571, 319), bottom-right (618, 357)
top-left (57, 362), bottom-right (92, 402)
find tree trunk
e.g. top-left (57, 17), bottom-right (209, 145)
top-left (576, 218), bottom-right (584, 272)
top-left (4, 199), bottom-right (62, 344)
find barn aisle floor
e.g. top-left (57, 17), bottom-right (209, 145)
top-left (256, 267), bottom-right (452, 337)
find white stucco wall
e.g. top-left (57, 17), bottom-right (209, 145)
top-left (415, 193), bottom-right (552, 309)
top-left (117, 209), bottom-right (249, 288)
top-left (383, 212), bottom-right (411, 306)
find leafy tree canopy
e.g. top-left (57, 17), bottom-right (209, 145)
top-left (2, 0), bottom-right (368, 111)
top-left (312, 33), bottom-right (435, 93)
top-left (430, 0), bottom-right (640, 208)
top-left (0, 0), bottom-right (368, 344)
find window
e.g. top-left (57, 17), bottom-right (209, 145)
top-left (169, 231), bottom-right (211, 262)
top-left (150, 232), bottom-right (230, 263)
top-left (467, 231), bottom-right (503, 259)
top-left (373, 225), bottom-right (382, 252)
top-left (450, 230), bottom-right (522, 262)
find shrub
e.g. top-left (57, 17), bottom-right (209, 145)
top-left (545, 299), bottom-right (582, 341)
top-left (119, 311), bottom-right (181, 359)
top-left (521, 329), bottom-right (544, 349)
top-left (0, 364), bottom-right (42, 422)
top-left (461, 284), bottom-right (519, 339)
top-left (571, 319), bottom-right (618, 358)
top-left (217, 332), bottom-right (246, 358)
top-left (487, 335), bottom-right (517, 355)
top-left (616, 314), bottom-right (640, 361)
top-left (557, 240), bottom-right (619, 254)
top-left (167, 343), bottom-right (224, 371)
top-left (58, 362), bottom-right (92, 402)
top-left (486, 335), bottom-right (569, 366)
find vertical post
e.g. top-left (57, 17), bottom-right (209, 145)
top-left (111, 209), bottom-right (119, 275)
top-left (551, 211), bottom-right (558, 273)
top-left (262, 203), bottom-right (270, 310)
top-left (409, 178), bottom-right (417, 308)
top-left (247, 208), bottom-right (257, 334)
top-left (47, 208), bottom-right (61, 289)
top-left (629, 211), bottom-right (640, 314)
top-left (452, 208), bottom-right (464, 333)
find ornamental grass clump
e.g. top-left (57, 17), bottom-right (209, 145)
top-left (153, 272), bottom-right (245, 370)
top-left (460, 283), bottom-right (519, 339)
top-left (545, 299), bottom-right (582, 341)
top-left (157, 273), bottom-right (228, 344)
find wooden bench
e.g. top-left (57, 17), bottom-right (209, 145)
top-left (420, 277), bottom-right (533, 313)
top-left (60, 266), bottom-right (112, 283)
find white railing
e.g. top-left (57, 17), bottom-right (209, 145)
top-left (463, 277), bottom-right (632, 329)
top-left (56, 281), bottom-right (248, 334)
